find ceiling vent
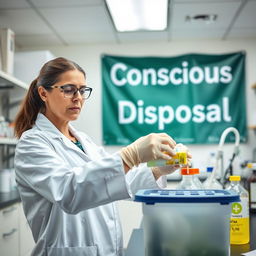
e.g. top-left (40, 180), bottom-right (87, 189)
top-left (185, 14), bottom-right (217, 24)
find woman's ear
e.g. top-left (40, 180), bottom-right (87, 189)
top-left (38, 86), bottom-right (48, 102)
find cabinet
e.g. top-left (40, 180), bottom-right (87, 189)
top-left (0, 203), bottom-right (35, 256)
top-left (0, 70), bottom-right (28, 169)
top-left (0, 203), bottom-right (19, 256)
top-left (0, 62), bottom-right (35, 255)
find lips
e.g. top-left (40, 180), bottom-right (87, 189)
top-left (68, 107), bottom-right (81, 111)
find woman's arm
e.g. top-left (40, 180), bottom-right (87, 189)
top-left (15, 133), bottom-right (131, 214)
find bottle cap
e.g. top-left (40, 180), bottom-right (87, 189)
top-left (181, 168), bottom-right (196, 175)
top-left (247, 163), bottom-right (252, 168)
top-left (174, 144), bottom-right (187, 153)
top-left (229, 175), bottom-right (241, 181)
top-left (247, 163), bottom-right (256, 169)
top-left (190, 168), bottom-right (200, 175)
top-left (206, 167), bottom-right (213, 173)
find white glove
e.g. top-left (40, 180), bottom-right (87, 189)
top-left (151, 165), bottom-right (180, 179)
top-left (152, 143), bottom-right (192, 179)
top-left (120, 133), bottom-right (176, 169)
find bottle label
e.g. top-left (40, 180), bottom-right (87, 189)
top-left (166, 152), bottom-right (187, 165)
top-left (230, 197), bottom-right (250, 244)
top-left (230, 217), bottom-right (250, 244)
top-left (147, 151), bottom-right (187, 167)
top-left (231, 198), bottom-right (249, 218)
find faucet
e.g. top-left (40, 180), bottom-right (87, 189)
top-left (215, 127), bottom-right (240, 186)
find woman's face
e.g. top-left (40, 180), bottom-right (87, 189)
top-left (39, 69), bottom-right (87, 124)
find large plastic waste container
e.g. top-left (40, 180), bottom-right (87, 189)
top-left (135, 189), bottom-right (239, 256)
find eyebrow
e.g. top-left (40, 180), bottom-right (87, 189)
top-left (64, 84), bottom-right (87, 87)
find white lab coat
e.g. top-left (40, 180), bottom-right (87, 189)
top-left (14, 113), bottom-right (166, 256)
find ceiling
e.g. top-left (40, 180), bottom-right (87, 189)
top-left (0, 0), bottom-right (255, 48)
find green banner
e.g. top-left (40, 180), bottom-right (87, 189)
top-left (102, 52), bottom-right (247, 145)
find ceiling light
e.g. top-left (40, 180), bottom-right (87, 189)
top-left (105, 0), bottom-right (168, 32)
top-left (185, 14), bottom-right (217, 24)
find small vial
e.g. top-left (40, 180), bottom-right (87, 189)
top-left (147, 144), bottom-right (187, 167)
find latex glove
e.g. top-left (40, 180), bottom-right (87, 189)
top-left (151, 165), bottom-right (180, 180)
top-left (175, 143), bottom-right (188, 153)
top-left (152, 143), bottom-right (192, 179)
top-left (120, 133), bottom-right (176, 169)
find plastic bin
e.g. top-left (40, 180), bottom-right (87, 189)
top-left (135, 189), bottom-right (239, 256)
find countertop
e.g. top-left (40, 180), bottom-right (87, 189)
top-left (1, 189), bottom-right (255, 255)
top-left (0, 189), bottom-right (21, 209)
top-left (126, 213), bottom-right (256, 256)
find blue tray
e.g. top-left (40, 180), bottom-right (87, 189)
top-left (134, 189), bottom-right (240, 205)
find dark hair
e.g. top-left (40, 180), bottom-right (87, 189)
top-left (14, 57), bottom-right (86, 138)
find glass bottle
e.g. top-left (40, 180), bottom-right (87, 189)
top-left (226, 176), bottom-right (250, 244)
top-left (191, 168), bottom-right (203, 189)
top-left (206, 152), bottom-right (221, 178)
top-left (246, 165), bottom-right (256, 213)
top-left (203, 167), bottom-right (222, 189)
top-left (176, 168), bottom-right (198, 190)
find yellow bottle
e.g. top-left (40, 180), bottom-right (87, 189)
top-left (226, 176), bottom-right (250, 244)
top-left (147, 148), bottom-right (187, 167)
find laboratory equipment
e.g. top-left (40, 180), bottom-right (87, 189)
top-left (226, 176), bottom-right (250, 244)
top-left (203, 167), bottom-right (222, 189)
top-left (206, 152), bottom-right (221, 178)
top-left (217, 127), bottom-right (240, 185)
top-left (247, 163), bottom-right (256, 213)
top-left (207, 127), bottom-right (240, 188)
top-left (191, 168), bottom-right (203, 189)
top-left (176, 168), bottom-right (198, 189)
top-left (135, 189), bottom-right (239, 256)
top-left (147, 144), bottom-right (187, 167)
top-left (207, 152), bottom-right (216, 168)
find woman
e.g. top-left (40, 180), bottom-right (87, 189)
top-left (14, 57), bottom-right (188, 256)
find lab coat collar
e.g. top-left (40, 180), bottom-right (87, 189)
top-left (35, 113), bottom-right (88, 157)
top-left (35, 113), bottom-right (81, 141)
top-left (35, 113), bottom-right (65, 139)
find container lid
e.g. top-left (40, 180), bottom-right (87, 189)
top-left (181, 168), bottom-right (197, 175)
top-left (134, 189), bottom-right (240, 204)
top-left (190, 168), bottom-right (199, 175)
top-left (206, 167), bottom-right (213, 172)
top-left (229, 176), bottom-right (241, 181)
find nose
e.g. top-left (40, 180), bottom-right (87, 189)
top-left (72, 90), bottom-right (83, 101)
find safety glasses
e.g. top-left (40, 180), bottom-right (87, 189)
top-left (48, 84), bottom-right (93, 99)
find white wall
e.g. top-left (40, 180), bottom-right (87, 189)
top-left (19, 39), bottom-right (256, 247)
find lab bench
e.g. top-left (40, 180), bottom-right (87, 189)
top-left (0, 190), bottom-right (34, 256)
top-left (1, 190), bottom-right (255, 256)
top-left (0, 189), bottom-right (21, 209)
top-left (125, 213), bottom-right (256, 256)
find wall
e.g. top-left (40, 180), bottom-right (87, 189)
top-left (19, 39), bottom-right (256, 247)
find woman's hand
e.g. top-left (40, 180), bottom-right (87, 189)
top-left (151, 165), bottom-right (180, 180)
top-left (151, 143), bottom-right (192, 179)
top-left (120, 133), bottom-right (176, 170)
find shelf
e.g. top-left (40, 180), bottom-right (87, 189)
top-left (249, 126), bottom-right (256, 129)
top-left (252, 83), bottom-right (256, 89)
top-left (0, 137), bottom-right (18, 145)
top-left (0, 70), bottom-right (28, 90)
